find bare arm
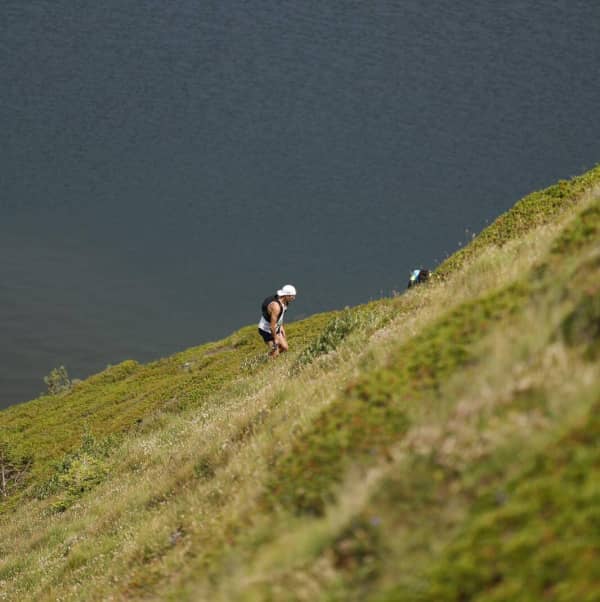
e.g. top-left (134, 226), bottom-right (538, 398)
top-left (268, 301), bottom-right (281, 344)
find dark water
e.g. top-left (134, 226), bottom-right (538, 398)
top-left (2, 1), bottom-right (599, 408)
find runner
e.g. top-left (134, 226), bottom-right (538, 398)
top-left (258, 285), bottom-right (297, 357)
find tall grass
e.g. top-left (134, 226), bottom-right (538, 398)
top-left (0, 167), bottom-right (599, 601)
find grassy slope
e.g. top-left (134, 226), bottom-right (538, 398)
top-left (0, 166), bottom-right (599, 601)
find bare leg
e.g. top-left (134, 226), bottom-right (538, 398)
top-left (267, 333), bottom-right (288, 358)
top-left (276, 333), bottom-right (289, 353)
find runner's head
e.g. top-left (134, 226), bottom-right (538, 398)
top-left (277, 284), bottom-right (297, 303)
top-left (408, 268), bottom-right (430, 288)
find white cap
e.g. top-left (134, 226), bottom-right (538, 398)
top-left (277, 284), bottom-right (297, 297)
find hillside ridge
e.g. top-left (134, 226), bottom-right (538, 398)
top-left (1, 165), bottom-right (599, 601)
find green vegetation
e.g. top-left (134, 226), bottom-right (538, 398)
top-left (435, 164), bottom-right (600, 278)
top-left (0, 166), bottom-right (599, 601)
top-left (425, 400), bottom-right (599, 602)
top-left (43, 365), bottom-right (72, 395)
top-left (268, 283), bottom-right (528, 516)
top-left (40, 432), bottom-right (119, 513)
top-left (293, 308), bottom-right (371, 370)
top-left (0, 441), bottom-right (32, 501)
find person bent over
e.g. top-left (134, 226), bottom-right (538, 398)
top-left (258, 284), bottom-right (297, 357)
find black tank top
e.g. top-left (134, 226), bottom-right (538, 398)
top-left (261, 295), bottom-right (283, 322)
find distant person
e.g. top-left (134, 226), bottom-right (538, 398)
top-left (258, 285), bottom-right (297, 357)
top-left (408, 268), bottom-right (430, 289)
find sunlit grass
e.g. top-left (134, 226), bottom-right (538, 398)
top-left (0, 166), bottom-right (599, 601)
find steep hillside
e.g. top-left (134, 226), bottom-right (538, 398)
top-left (1, 166), bottom-right (599, 601)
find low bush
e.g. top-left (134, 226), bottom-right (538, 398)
top-left (36, 432), bottom-right (119, 512)
top-left (43, 365), bottom-right (71, 395)
top-left (293, 308), bottom-right (366, 370)
top-left (0, 441), bottom-right (32, 502)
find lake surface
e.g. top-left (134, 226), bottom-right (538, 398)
top-left (2, 0), bottom-right (599, 408)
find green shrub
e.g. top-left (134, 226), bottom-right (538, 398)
top-left (51, 454), bottom-right (109, 513)
top-left (43, 365), bottom-right (72, 395)
top-left (0, 441), bottom-right (32, 501)
top-left (97, 360), bottom-right (141, 383)
top-left (293, 308), bottom-right (366, 370)
top-left (561, 292), bottom-right (600, 359)
top-left (551, 199), bottom-right (600, 256)
top-left (40, 432), bottom-right (118, 512)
